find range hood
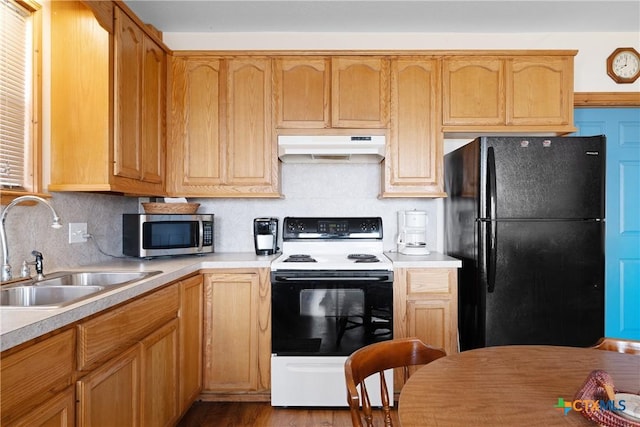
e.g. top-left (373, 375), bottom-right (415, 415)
top-left (278, 135), bottom-right (385, 163)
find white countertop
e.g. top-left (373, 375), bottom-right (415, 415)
top-left (0, 251), bottom-right (460, 352)
top-left (384, 251), bottom-right (462, 268)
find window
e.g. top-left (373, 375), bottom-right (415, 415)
top-left (0, 0), bottom-right (41, 198)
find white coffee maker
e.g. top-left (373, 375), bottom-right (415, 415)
top-left (397, 210), bottom-right (430, 255)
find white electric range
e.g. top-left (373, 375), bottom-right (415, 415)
top-left (270, 217), bottom-right (394, 407)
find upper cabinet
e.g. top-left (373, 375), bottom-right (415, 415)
top-left (114, 8), bottom-right (165, 187)
top-left (49, 2), bottom-right (166, 196)
top-left (383, 57), bottom-right (445, 197)
top-left (273, 58), bottom-right (331, 128)
top-left (167, 55), bottom-right (280, 197)
top-left (332, 57), bottom-right (390, 128)
top-left (274, 56), bottom-right (389, 129)
top-left (442, 52), bottom-right (576, 134)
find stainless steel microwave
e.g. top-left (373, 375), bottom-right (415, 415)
top-left (123, 214), bottom-right (214, 258)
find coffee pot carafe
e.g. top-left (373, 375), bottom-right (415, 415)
top-left (397, 210), bottom-right (429, 255)
top-left (254, 218), bottom-right (279, 255)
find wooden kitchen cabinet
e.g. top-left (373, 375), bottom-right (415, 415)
top-left (274, 56), bottom-right (389, 129)
top-left (202, 269), bottom-right (271, 398)
top-left (0, 329), bottom-right (75, 425)
top-left (113, 7), bottom-right (165, 187)
top-left (393, 268), bottom-right (458, 390)
top-left (332, 57), bottom-right (390, 128)
top-left (1, 274), bottom-right (203, 426)
top-left (382, 57), bottom-right (445, 197)
top-left (273, 57), bottom-right (331, 128)
top-left (141, 319), bottom-right (179, 427)
top-left (8, 386), bottom-right (75, 427)
top-left (168, 55), bottom-right (280, 197)
top-left (508, 56), bottom-right (574, 127)
top-left (76, 283), bottom-right (180, 425)
top-left (179, 275), bottom-right (204, 414)
top-left (442, 52), bottom-right (576, 134)
top-left (49, 1), bottom-right (166, 196)
top-left (76, 344), bottom-right (142, 427)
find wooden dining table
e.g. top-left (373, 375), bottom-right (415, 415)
top-left (398, 345), bottom-right (640, 426)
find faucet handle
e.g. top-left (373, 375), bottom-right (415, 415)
top-left (21, 260), bottom-right (31, 278)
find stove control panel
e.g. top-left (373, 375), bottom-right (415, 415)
top-left (283, 217), bottom-right (382, 240)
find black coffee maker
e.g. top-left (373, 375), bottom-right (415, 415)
top-left (253, 218), bottom-right (279, 255)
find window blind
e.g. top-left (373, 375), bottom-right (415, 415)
top-left (0, 0), bottom-right (31, 189)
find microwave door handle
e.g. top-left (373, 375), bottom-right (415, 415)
top-left (198, 219), bottom-right (204, 252)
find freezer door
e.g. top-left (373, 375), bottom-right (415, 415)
top-left (479, 136), bottom-right (605, 219)
top-left (479, 220), bottom-right (604, 348)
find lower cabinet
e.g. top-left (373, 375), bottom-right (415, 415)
top-left (10, 386), bottom-right (76, 427)
top-left (0, 274), bottom-right (205, 426)
top-left (179, 275), bottom-right (204, 413)
top-left (77, 318), bottom-right (181, 427)
top-left (141, 319), bottom-right (179, 427)
top-left (0, 329), bottom-right (75, 426)
top-left (201, 269), bottom-right (271, 399)
top-left (393, 268), bottom-right (458, 390)
top-left (76, 344), bottom-right (142, 427)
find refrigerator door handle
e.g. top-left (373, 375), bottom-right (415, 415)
top-left (487, 147), bottom-right (497, 292)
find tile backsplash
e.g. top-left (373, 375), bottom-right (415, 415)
top-left (2, 193), bottom-right (136, 273)
top-left (2, 163), bottom-right (440, 272)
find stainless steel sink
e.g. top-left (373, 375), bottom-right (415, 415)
top-left (0, 270), bottom-right (162, 308)
top-left (0, 285), bottom-right (105, 307)
top-left (33, 271), bottom-right (161, 287)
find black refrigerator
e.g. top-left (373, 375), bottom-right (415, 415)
top-left (444, 136), bottom-right (605, 350)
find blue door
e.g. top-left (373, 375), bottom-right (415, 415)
top-left (573, 108), bottom-right (640, 340)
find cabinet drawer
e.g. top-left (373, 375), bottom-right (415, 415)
top-left (406, 269), bottom-right (453, 295)
top-left (77, 284), bottom-right (179, 370)
top-left (1, 329), bottom-right (75, 424)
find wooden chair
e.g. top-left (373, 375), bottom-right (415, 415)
top-left (344, 337), bottom-right (446, 427)
top-left (591, 337), bottom-right (640, 355)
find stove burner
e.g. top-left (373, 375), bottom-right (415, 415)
top-left (284, 254), bottom-right (317, 263)
top-left (348, 253), bottom-right (380, 263)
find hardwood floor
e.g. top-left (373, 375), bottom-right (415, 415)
top-left (177, 401), bottom-right (399, 427)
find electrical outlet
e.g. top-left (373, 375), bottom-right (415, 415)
top-left (69, 223), bottom-right (88, 244)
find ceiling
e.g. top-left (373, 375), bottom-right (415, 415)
top-left (122, 0), bottom-right (640, 33)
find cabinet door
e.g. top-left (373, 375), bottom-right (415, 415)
top-left (406, 299), bottom-right (452, 354)
top-left (226, 58), bottom-right (276, 189)
top-left (140, 35), bottom-right (165, 185)
top-left (179, 275), bottom-right (203, 414)
top-left (442, 57), bottom-right (505, 126)
top-left (8, 386), bottom-right (75, 427)
top-left (1, 330), bottom-right (74, 425)
top-left (383, 58), bottom-right (445, 197)
top-left (405, 268), bottom-right (458, 355)
top-left (203, 272), bottom-right (260, 391)
top-left (113, 7), bottom-right (143, 180)
top-left (332, 57), bottom-right (389, 128)
top-left (141, 319), bottom-right (179, 427)
top-left (49, 0), bottom-right (111, 190)
top-left (508, 56), bottom-right (573, 126)
top-left (274, 57), bottom-right (330, 128)
top-left (168, 56), bottom-right (224, 193)
top-left (77, 345), bottom-right (142, 427)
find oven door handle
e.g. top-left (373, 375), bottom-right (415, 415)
top-left (273, 275), bottom-right (392, 282)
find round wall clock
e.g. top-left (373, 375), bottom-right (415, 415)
top-left (607, 47), bottom-right (640, 83)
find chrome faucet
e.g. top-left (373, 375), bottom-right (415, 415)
top-left (1, 196), bottom-right (62, 282)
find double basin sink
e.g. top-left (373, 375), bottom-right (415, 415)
top-left (0, 271), bottom-right (162, 308)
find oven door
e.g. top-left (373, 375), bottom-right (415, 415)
top-left (271, 270), bottom-right (393, 356)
